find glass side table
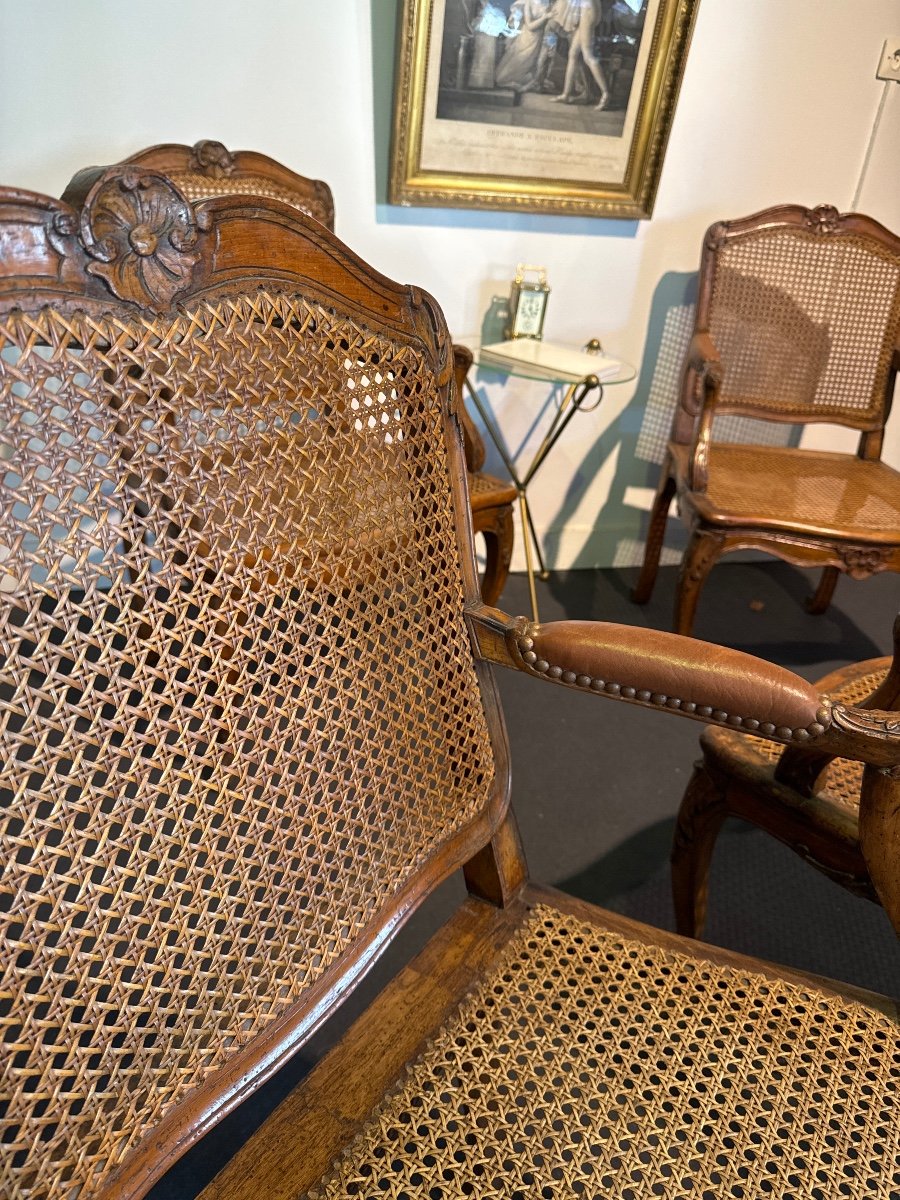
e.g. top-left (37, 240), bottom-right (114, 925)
top-left (460, 338), bottom-right (636, 621)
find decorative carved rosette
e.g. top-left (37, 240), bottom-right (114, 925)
top-left (704, 221), bottom-right (729, 253)
top-left (79, 167), bottom-right (209, 310)
top-left (805, 205), bottom-right (840, 235)
top-left (191, 139), bottom-right (236, 179)
top-left (839, 545), bottom-right (889, 578)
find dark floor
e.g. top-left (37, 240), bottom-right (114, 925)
top-left (151, 560), bottom-right (900, 1199)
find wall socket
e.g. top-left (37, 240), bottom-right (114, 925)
top-left (876, 37), bottom-right (900, 82)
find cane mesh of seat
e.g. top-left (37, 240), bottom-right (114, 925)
top-left (711, 227), bottom-right (900, 425)
top-left (468, 468), bottom-right (517, 508)
top-left (307, 903), bottom-right (900, 1200)
top-left (0, 292), bottom-right (495, 1198)
top-left (672, 443), bottom-right (900, 537)
top-left (745, 662), bottom-right (888, 814)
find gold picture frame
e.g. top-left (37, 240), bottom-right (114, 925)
top-left (390, 0), bottom-right (700, 220)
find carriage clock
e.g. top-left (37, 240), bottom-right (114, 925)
top-left (506, 264), bottom-right (550, 340)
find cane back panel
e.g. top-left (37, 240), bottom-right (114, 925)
top-left (120, 139), bottom-right (336, 230)
top-left (0, 183), bottom-right (497, 1198)
top-left (704, 212), bottom-right (900, 428)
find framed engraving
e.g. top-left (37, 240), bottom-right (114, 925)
top-left (389, 0), bottom-right (700, 220)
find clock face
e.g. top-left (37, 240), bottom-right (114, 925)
top-left (513, 287), bottom-right (546, 338)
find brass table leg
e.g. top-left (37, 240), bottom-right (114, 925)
top-left (464, 372), bottom-right (604, 621)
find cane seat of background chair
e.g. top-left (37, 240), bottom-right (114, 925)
top-left (122, 142), bottom-right (515, 604)
top-left (3, 168), bottom-right (900, 1200)
top-left (453, 343), bottom-right (517, 604)
top-left (671, 643), bottom-right (900, 938)
top-left (633, 204), bottom-right (900, 637)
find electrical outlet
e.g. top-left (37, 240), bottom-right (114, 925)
top-left (876, 37), bottom-right (900, 82)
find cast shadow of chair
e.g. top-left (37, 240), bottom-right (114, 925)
top-left (546, 269), bottom-right (802, 625)
top-left (544, 270), bottom-right (699, 614)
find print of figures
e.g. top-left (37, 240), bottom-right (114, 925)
top-left (437, 0), bottom-right (648, 136)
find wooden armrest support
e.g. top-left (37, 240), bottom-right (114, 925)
top-left (686, 329), bottom-right (723, 387)
top-left (468, 606), bottom-right (900, 769)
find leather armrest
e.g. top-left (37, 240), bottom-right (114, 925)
top-left (468, 607), bottom-right (900, 768)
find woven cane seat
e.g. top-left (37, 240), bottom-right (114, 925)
top-left (671, 443), bottom-right (900, 539)
top-left (468, 469), bottom-right (517, 510)
top-left (302, 900), bottom-right (899, 1200)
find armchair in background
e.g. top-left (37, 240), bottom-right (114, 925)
top-left (633, 204), bottom-right (900, 636)
top-left (672, 620), bottom-right (900, 939)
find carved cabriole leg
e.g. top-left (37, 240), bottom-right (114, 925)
top-left (632, 467), bottom-right (677, 604)
top-left (463, 807), bottom-right (527, 907)
top-left (675, 528), bottom-right (724, 637)
top-left (477, 506), bottom-right (514, 607)
top-left (858, 762), bottom-right (900, 931)
top-left (671, 760), bottom-right (728, 937)
top-left (805, 565), bottom-right (840, 615)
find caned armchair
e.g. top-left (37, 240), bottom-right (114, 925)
top-left (633, 204), bottom-right (900, 636)
top-left (2, 166), bottom-right (900, 1200)
top-left (672, 624), bottom-right (900, 938)
top-left (114, 139), bottom-right (516, 604)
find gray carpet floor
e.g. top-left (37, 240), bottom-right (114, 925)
top-left (151, 560), bottom-right (900, 1199)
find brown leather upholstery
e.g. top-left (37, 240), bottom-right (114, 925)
top-left (634, 204), bottom-right (900, 636)
top-left (2, 164), bottom-right (900, 1200)
top-left (511, 620), bottom-right (826, 736)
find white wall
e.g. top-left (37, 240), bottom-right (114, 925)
top-left (1, 0), bottom-right (897, 568)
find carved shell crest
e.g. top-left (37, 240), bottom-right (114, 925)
top-left (79, 167), bottom-right (209, 309)
top-left (805, 205), bottom-right (840, 234)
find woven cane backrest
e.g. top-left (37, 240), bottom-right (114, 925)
top-left (0, 172), bottom-right (499, 1198)
top-left (701, 207), bottom-right (900, 429)
top-left (122, 139), bottom-right (336, 230)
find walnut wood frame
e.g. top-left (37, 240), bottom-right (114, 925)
top-left (112, 141), bottom-right (514, 606)
top-left (633, 203), bottom-right (900, 635)
top-left (2, 171), bottom-right (900, 1200)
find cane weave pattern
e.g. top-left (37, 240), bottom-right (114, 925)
top-left (702, 445), bottom-right (900, 535)
top-left (468, 470), bottom-right (516, 506)
top-left (171, 172), bottom-right (332, 227)
top-left (711, 228), bottom-right (900, 426)
top-left (753, 665), bottom-right (889, 813)
top-left (307, 903), bottom-right (900, 1199)
top-left (0, 292), bottom-right (494, 1197)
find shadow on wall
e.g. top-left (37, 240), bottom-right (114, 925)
top-left (543, 269), bottom-right (699, 579)
top-left (544, 267), bottom-right (804, 584)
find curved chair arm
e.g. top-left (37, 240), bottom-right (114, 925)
top-left (468, 606), bottom-right (900, 770)
top-left (469, 603), bottom-right (900, 931)
top-left (686, 329), bottom-right (723, 387)
top-left (684, 330), bottom-right (724, 492)
top-left (672, 329), bottom-right (723, 462)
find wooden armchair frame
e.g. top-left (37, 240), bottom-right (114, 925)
top-left (633, 204), bottom-right (900, 636)
top-left (672, 614), bottom-right (900, 938)
top-left (112, 141), bottom-right (516, 604)
top-left (2, 169), bottom-right (899, 1200)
